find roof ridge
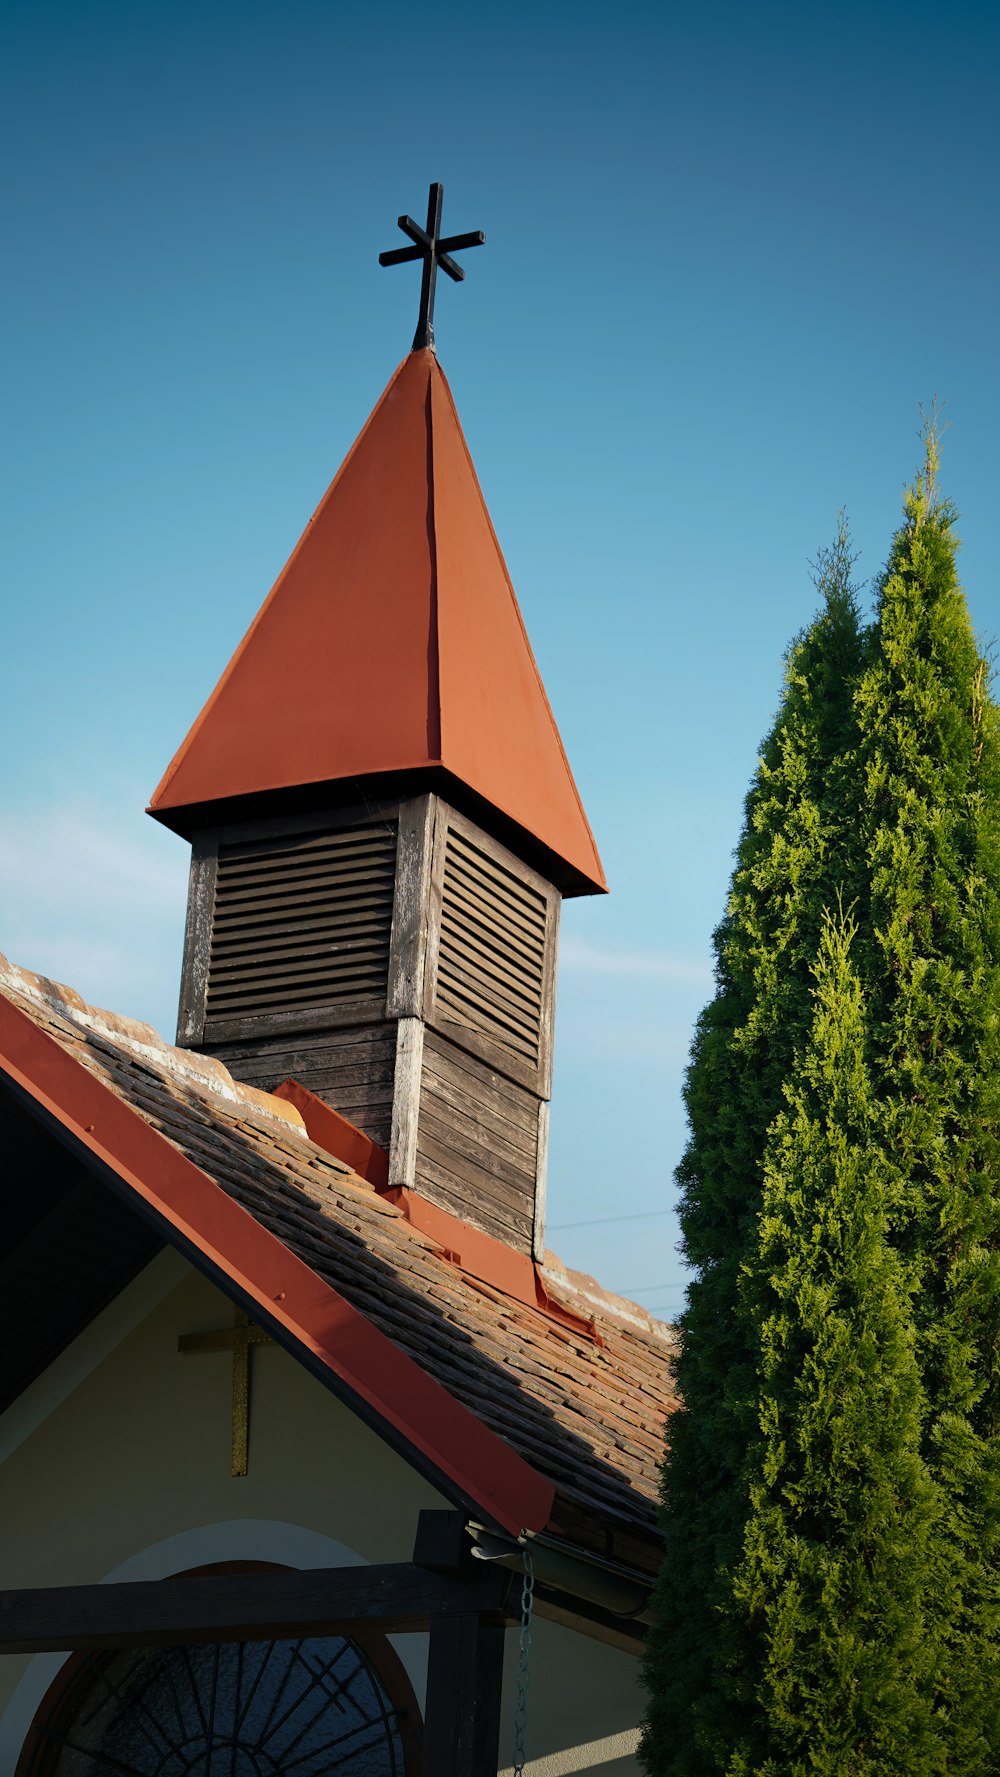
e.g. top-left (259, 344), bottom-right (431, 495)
top-left (0, 952), bottom-right (676, 1346)
top-left (538, 1254), bottom-right (677, 1343)
top-left (0, 951), bottom-right (307, 1137)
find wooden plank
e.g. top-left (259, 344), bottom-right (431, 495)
top-left (434, 799), bottom-right (557, 899)
top-left (218, 828), bottom-right (397, 872)
top-left (422, 797), bottom-right (448, 1032)
top-left (432, 1005), bottom-right (545, 1094)
top-left (435, 995), bottom-right (536, 1059)
top-left (212, 890), bottom-right (395, 936)
top-left (437, 947), bottom-right (541, 1040)
top-left (387, 793), bottom-right (435, 1018)
top-left (212, 862), bottom-right (395, 914)
top-left (414, 1133), bottom-right (534, 1231)
top-left (200, 1021), bottom-right (397, 1143)
top-left (439, 891), bottom-right (545, 983)
top-left (445, 818), bottom-right (552, 911)
top-left (435, 992), bottom-right (536, 1065)
top-left (211, 1025), bottom-right (397, 1071)
top-left (413, 1161), bottom-right (533, 1250)
top-left (421, 1055), bottom-right (536, 1145)
top-left (536, 892), bottom-right (560, 1097)
top-left (209, 951), bottom-right (391, 991)
top-left (215, 801), bottom-right (401, 850)
top-left (212, 907), bottom-right (393, 954)
top-left (442, 856), bottom-right (547, 951)
top-left (439, 801), bottom-right (561, 1100)
top-left (421, 1614), bottom-right (506, 1777)
top-left (201, 997), bottom-right (389, 1045)
top-left (297, 1069), bottom-right (396, 1102)
top-left (302, 1046), bottom-right (397, 1083)
top-left (421, 1056), bottom-right (538, 1161)
top-left (206, 973), bottom-right (388, 1017)
top-left (438, 926), bottom-right (542, 1016)
top-left (210, 940), bottom-right (391, 982)
top-left (209, 940), bottom-right (390, 983)
top-left (0, 1564), bottom-right (516, 1656)
top-left (389, 1016), bottom-right (424, 1191)
top-left (422, 1030), bottom-right (539, 1123)
top-left (423, 810), bottom-right (551, 1095)
top-left (219, 844), bottom-right (395, 882)
top-left (418, 1107), bottom-right (536, 1200)
top-left (176, 828), bottom-right (218, 1047)
top-left (422, 1075), bottom-right (537, 1171)
top-left (533, 1100), bottom-right (549, 1259)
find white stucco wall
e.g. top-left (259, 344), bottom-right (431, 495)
top-left (0, 1253), bottom-right (643, 1773)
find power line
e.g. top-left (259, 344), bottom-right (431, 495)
top-left (615, 1284), bottom-right (687, 1298)
top-left (548, 1209), bottom-right (672, 1231)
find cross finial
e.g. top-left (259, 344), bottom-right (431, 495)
top-left (379, 182), bottom-right (485, 353)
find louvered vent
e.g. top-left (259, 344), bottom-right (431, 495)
top-left (436, 828), bottom-right (547, 1067)
top-left (205, 822), bottom-right (397, 1028)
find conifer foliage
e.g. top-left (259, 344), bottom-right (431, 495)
top-left (641, 433), bottom-right (1000, 1773)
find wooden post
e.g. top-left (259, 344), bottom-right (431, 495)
top-left (422, 1611), bottom-right (506, 1777)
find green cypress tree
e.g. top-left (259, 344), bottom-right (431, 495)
top-left (721, 908), bottom-right (944, 1774)
top-left (642, 428), bottom-right (1000, 1773)
top-left (853, 427), bottom-right (1000, 1767)
top-left (641, 525), bottom-right (866, 1773)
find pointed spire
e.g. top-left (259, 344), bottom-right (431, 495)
top-left (148, 350), bottom-right (606, 896)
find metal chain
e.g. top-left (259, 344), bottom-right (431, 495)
top-left (512, 1545), bottom-right (535, 1777)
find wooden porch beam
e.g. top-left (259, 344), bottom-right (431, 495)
top-left (0, 1561), bottom-right (517, 1656)
top-left (422, 1612), bottom-right (506, 1777)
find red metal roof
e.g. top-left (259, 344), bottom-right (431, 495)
top-left (147, 349), bottom-right (606, 896)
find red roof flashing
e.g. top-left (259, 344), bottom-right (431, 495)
top-left (272, 1079), bottom-right (389, 1190)
top-left (0, 992), bottom-right (554, 1537)
top-left (271, 1077), bottom-right (601, 1342)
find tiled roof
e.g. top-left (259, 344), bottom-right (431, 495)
top-left (0, 955), bottom-right (677, 1570)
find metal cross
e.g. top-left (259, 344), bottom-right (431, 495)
top-left (178, 1308), bottom-right (273, 1477)
top-left (379, 182), bottom-right (485, 352)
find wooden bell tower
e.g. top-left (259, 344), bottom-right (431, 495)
top-left (174, 793), bottom-right (561, 1256)
top-left (150, 206), bottom-right (605, 1259)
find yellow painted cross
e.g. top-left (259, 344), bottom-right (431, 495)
top-left (178, 1309), bottom-right (274, 1477)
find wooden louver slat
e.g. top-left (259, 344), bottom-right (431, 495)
top-left (436, 829), bottom-right (547, 1067)
top-left (205, 823), bottom-right (397, 1026)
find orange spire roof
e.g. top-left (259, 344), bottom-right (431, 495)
top-left (148, 349), bottom-right (606, 895)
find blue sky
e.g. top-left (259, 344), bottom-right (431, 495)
top-left (2, 0), bottom-right (998, 1318)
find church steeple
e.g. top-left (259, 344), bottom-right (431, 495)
top-left (149, 347), bottom-right (604, 896)
top-left (151, 195), bottom-right (604, 1256)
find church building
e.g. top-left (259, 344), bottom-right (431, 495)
top-left (0, 187), bottom-right (676, 1776)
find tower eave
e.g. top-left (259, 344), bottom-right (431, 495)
top-left (146, 763), bottom-right (607, 899)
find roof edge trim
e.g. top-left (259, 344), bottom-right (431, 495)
top-left (430, 359), bottom-right (606, 892)
top-left (0, 992), bottom-right (554, 1537)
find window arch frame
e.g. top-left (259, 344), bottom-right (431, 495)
top-left (14, 1561), bottom-right (423, 1777)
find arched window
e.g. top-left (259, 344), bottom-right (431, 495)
top-left (16, 1569), bottom-right (421, 1776)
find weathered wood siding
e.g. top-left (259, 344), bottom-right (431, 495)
top-left (204, 821), bottom-right (397, 1035)
top-left (179, 808), bottom-right (400, 1147)
top-left (436, 826), bottom-right (547, 1067)
top-left (208, 1024), bottom-right (398, 1149)
top-left (423, 805), bottom-right (559, 1099)
top-left (414, 1031), bottom-right (539, 1251)
top-left (179, 794), bottom-right (561, 1251)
